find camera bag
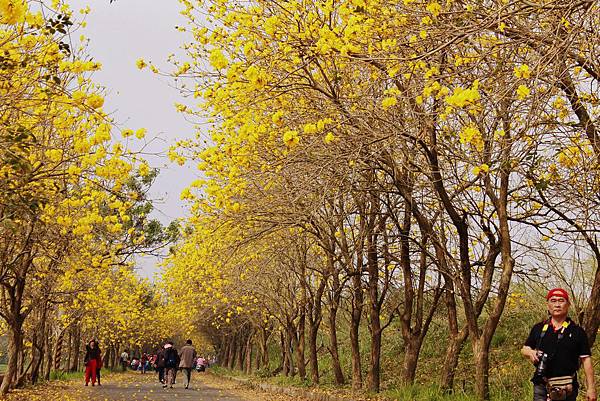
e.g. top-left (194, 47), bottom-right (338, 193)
top-left (546, 375), bottom-right (574, 400)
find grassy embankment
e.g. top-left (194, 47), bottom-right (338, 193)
top-left (212, 296), bottom-right (599, 401)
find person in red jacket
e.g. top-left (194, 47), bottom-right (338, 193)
top-left (84, 339), bottom-right (101, 386)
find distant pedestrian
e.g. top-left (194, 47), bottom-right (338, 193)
top-left (154, 347), bottom-right (166, 384)
top-left (196, 356), bottom-right (207, 372)
top-left (141, 353), bottom-right (149, 374)
top-left (163, 341), bottom-right (180, 389)
top-left (84, 339), bottom-right (101, 386)
top-left (96, 342), bottom-right (103, 386)
top-left (120, 349), bottom-right (129, 372)
top-left (179, 339), bottom-right (197, 389)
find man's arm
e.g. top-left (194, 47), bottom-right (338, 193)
top-left (521, 346), bottom-right (539, 364)
top-left (582, 356), bottom-right (597, 401)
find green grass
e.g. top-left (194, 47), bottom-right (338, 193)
top-left (49, 370), bottom-right (85, 381)
top-left (209, 298), bottom-right (599, 401)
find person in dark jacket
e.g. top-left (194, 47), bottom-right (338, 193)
top-left (154, 346), bottom-right (166, 384)
top-left (163, 341), bottom-right (180, 389)
top-left (95, 341), bottom-right (103, 386)
top-left (84, 339), bottom-right (101, 386)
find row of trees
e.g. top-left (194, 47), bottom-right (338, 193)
top-left (0, 0), bottom-right (180, 394)
top-left (160, 0), bottom-right (600, 399)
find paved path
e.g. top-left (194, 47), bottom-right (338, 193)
top-left (6, 371), bottom-right (305, 401)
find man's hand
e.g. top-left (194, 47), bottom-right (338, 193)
top-left (521, 346), bottom-right (539, 364)
top-left (587, 388), bottom-right (597, 401)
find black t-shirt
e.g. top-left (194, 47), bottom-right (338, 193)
top-left (524, 318), bottom-right (591, 380)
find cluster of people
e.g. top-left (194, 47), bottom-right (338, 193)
top-left (118, 340), bottom-right (209, 389)
top-left (152, 339), bottom-right (207, 389)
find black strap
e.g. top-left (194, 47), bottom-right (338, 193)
top-left (536, 319), bottom-right (570, 367)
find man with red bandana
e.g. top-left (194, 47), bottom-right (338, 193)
top-left (521, 288), bottom-right (596, 401)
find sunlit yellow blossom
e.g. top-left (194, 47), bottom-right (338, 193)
top-left (282, 130), bottom-right (299, 147)
top-left (136, 58), bottom-right (147, 70)
top-left (0, 0), bottom-right (27, 25)
top-left (514, 64), bottom-right (531, 79)
top-left (517, 84), bottom-right (530, 100)
top-left (209, 49), bottom-right (228, 69)
top-left (382, 96), bottom-right (398, 109)
top-left (86, 94), bottom-right (104, 109)
top-left (324, 132), bottom-right (336, 144)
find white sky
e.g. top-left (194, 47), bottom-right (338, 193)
top-left (67, 0), bottom-right (197, 278)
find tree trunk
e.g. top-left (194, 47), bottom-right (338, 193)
top-left (367, 323), bottom-right (382, 393)
top-left (53, 328), bottom-right (64, 371)
top-left (244, 333), bottom-right (253, 374)
top-left (1, 320), bottom-right (23, 394)
top-left (68, 326), bottom-right (80, 372)
top-left (281, 331), bottom-right (290, 376)
top-left (401, 336), bottom-right (423, 384)
top-left (218, 338), bottom-right (228, 367)
top-left (366, 230), bottom-right (382, 393)
top-left (236, 336), bottom-right (244, 371)
top-left (227, 336), bottom-right (236, 370)
top-left (441, 327), bottom-right (468, 391)
top-left (307, 319), bottom-right (319, 384)
top-left (292, 320), bottom-right (306, 380)
top-left (328, 305), bottom-right (345, 385)
top-left (261, 328), bottom-right (270, 369)
top-left (285, 328), bottom-right (295, 376)
top-left (44, 330), bottom-right (52, 381)
top-left (254, 338), bottom-right (261, 371)
top-left (582, 257), bottom-right (600, 346)
top-left (350, 267), bottom-right (363, 390)
top-left (473, 338), bottom-right (490, 401)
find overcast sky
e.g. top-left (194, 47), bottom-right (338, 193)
top-left (68, 0), bottom-right (197, 278)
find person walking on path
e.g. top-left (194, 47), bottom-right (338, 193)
top-left (521, 288), bottom-right (597, 401)
top-left (95, 342), bottom-right (103, 386)
top-left (179, 339), bottom-right (197, 389)
top-left (154, 347), bottom-right (166, 384)
top-left (84, 339), bottom-right (101, 386)
top-left (163, 341), bottom-right (180, 389)
top-left (120, 349), bottom-right (129, 372)
top-left (141, 353), bottom-right (149, 374)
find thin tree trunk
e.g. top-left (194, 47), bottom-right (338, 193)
top-left (244, 332), bottom-right (253, 374)
top-left (228, 336), bottom-right (236, 370)
top-left (307, 319), bottom-right (319, 384)
top-left (261, 328), bottom-right (270, 369)
top-left (473, 338), bottom-right (490, 401)
top-left (285, 327), bottom-right (295, 376)
top-left (44, 329), bottom-right (52, 381)
top-left (441, 327), bottom-right (468, 391)
top-left (68, 326), bottom-right (80, 372)
top-left (293, 319), bottom-right (306, 380)
top-left (1, 320), bottom-right (23, 394)
top-left (366, 229), bottom-right (382, 393)
top-left (53, 328), bottom-right (64, 371)
top-left (236, 335), bottom-right (244, 371)
top-left (254, 338), bottom-right (261, 371)
top-left (350, 265), bottom-right (363, 390)
top-left (326, 252), bottom-right (345, 385)
top-left (281, 330), bottom-right (289, 376)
